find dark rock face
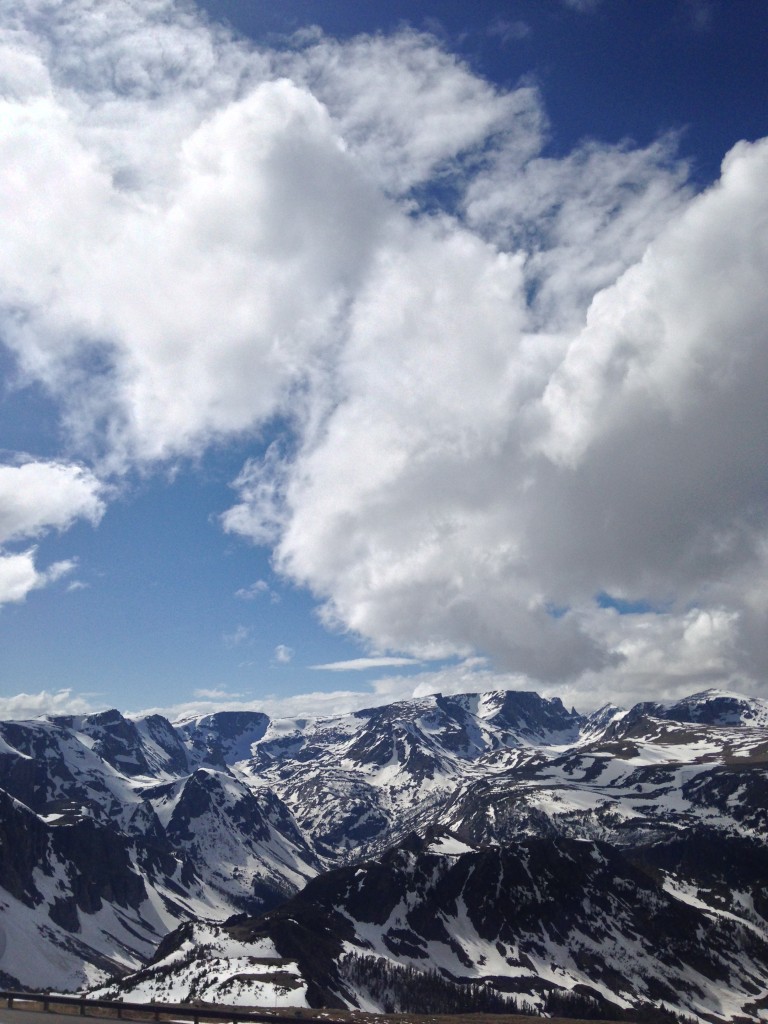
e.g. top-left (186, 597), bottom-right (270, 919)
top-left (480, 690), bottom-right (583, 741)
top-left (0, 708), bottom-right (317, 990)
top-left (78, 710), bottom-right (152, 776)
top-left (3, 686), bottom-right (768, 1020)
top-left (0, 720), bottom-right (81, 811)
top-left (50, 816), bottom-right (148, 914)
top-left (176, 711), bottom-right (270, 770)
top-left (108, 827), bottom-right (768, 1020)
top-left (242, 690), bottom-right (586, 866)
top-left (0, 788), bottom-right (52, 906)
top-left (136, 715), bottom-right (190, 775)
top-left (0, 780), bottom-right (150, 915)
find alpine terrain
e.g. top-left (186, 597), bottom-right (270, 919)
top-left (1, 689), bottom-right (768, 1023)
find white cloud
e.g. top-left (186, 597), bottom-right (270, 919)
top-left (487, 19), bottom-right (531, 44)
top-left (0, 78), bottom-right (385, 466)
top-left (311, 656), bottom-right (422, 672)
top-left (463, 135), bottom-right (691, 329)
top-left (0, 453), bottom-right (104, 610)
top-left (0, 461), bottom-right (105, 543)
top-left (0, 550), bottom-right (76, 605)
top-left (0, 6), bottom-right (546, 471)
top-left (0, 4), bottom-right (389, 469)
top-left (0, 687), bottom-right (99, 720)
top-left (234, 580), bottom-right (270, 600)
top-left (193, 687), bottom-right (245, 700)
top-left (142, 640), bottom-right (767, 723)
top-left (561, 0), bottom-right (602, 11)
top-left (144, 686), bottom-right (383, 725)
top-left (680, 0), bottom-right (715, 33)
top-left (2, 635), bottom-right (760, 726)
top-left (223, 624), bottom-right (253, 648)
top-left (0, 0), bottom-right (766, 701)
top-left (275, 29), bottom-right (544, 196)
top-left (274, 644), bottom-right (294, 664)
top-left (229, 137), bottom-right (768, 689)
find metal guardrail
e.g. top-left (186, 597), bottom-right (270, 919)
top-left (0, 991), bottom-right (342, 1024)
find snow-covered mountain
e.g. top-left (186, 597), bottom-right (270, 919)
top-left (231, 691), bottom-right (583, 863)
top-left (0, 710), bottom-right (318, 989)
top-left (2, 687), bottom-right (768, 1021)
top-left (100, 828), bottom-right (768, 1022)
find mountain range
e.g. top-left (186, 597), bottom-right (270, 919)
top-left (1, 688), bottom-right (768, 1022)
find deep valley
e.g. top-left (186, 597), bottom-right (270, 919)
top-left (1, 689), bottom-right (767, 1024)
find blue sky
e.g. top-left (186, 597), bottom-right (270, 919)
top-left (198, 0), bottom-right (767, 184)
top-left (0, 0), bottom-right (767, 719)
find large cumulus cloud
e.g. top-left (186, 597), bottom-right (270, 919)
top-left (225, 137), bottom-right (768, 691)
top-left (1, 0), bottom-right (766, 701)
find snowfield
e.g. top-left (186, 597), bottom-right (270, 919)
top-left (1, 688), bottom-right (768, 1022)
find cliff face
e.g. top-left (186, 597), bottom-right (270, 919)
top-left (2, 688), bottom-right (768, 1023)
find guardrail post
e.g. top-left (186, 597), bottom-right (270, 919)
top-left (153, 1007), bottom-right (160, 1021)
top-left (79, 998), bottom-right (87, 1016)
top-left (43, 998), bottom-right (49, 1012)
top-left (116, 1005), bottom-right (122, 1019)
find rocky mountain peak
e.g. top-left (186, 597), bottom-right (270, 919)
top-left (2, 686), bottom-right (768, 1023)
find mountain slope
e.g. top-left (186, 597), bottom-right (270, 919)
top-left (99, 829), bottom-right (768, 1022)
top-left (233, 691), bottom-right (583, 864)
top-left (2, 686), bottom-right (768, 1017)
top-left (0, 710), bottom-right (319, 988)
